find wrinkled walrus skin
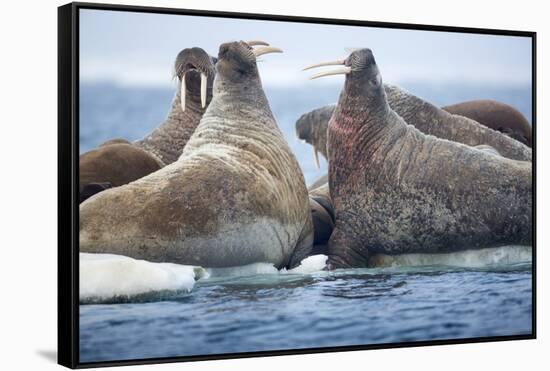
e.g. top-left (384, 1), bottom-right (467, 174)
top-left (295, 88), bottom-right (531, 163)
top-left (318, 49), bottom-right (531, 269)
top-left (80, 41), bottom-right (313, 269)
top-left (79, 48), bottom-right (216, 202)
top-left (443, 99), bottom-right (532, 147)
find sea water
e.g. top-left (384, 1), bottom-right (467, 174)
top-left (79, 81), bottom-right (532, 184)
top-left (79, 82), bottom-right (532, 363)
top-left (79, 252), bottom-right (532, 363)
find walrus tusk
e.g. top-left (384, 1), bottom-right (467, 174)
top-left (180, 72), bottom-right (186, 112)
top-left (200, 72), bottom-right (207, 108)
top-left (253, 46), bottom-right (283, 57)
top-left (313, 146), bottom-right (320, 169)
top-left (309, 66), bottom-right (352, 80)
top-left (247, 40), bottom-right (270, 46)
top-left (302, 59), bottom-right (345, 71)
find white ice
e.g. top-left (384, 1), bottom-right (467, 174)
top-left (79, 253), bottom-right (207, 302)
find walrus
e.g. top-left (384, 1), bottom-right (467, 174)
top-left (306, 143), bottom-right (503, 254)
top-left (308, 183), bottom-right (334, 255)
top-left (79, 143), bottom-right (163, 203)
top-left (443, 100), bottom-right (532, 147)
top-left (305, 49), bottom-right (532, 269)
top-left (80, 183), bottom-right (112, 203)
top-left (80, 40), bottom-right (314, 269)
top-left (79, 47), bottom-right (217, 202)
top-left (473, 144), bottom-right (502, 157)
top-left (296, 105), bottom-right (334, 168)
top-left (295, 90), bottom-right (531, 165)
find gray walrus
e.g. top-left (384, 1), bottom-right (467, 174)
top-left (308, 183), bottom-right (334, 255)
top-left (79, 143), bottom-right (163, 203)
top-left (443, 99), bottom-right (532, 147)
top-left (79, 47), bottom-right (216, 202)
top-left (305, 49), bottom-right (532, 269)
top-left (80, 40), bottom-right (314, 269)
top-left (295, 90), bottom-right (532, 165)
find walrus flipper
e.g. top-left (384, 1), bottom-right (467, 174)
top-left (286, 219), bottom-right (314, 269)
top-left (326, 227), bottom-right (369, 269)
top-left (309, 198), bottom-right (334, 255)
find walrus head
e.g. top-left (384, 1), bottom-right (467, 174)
top-left (296, 111), bottom-right (326, 168)
top-left (295, 113), bottom-right (313, 144)
top-left (215, 40), bottom-right (282, 84)
top-left (174, 47), bottom-right (217, 111)
top-left (295, 106), bottom-right (335, 168)
top-left (304, 48), bottom-right (385, 111)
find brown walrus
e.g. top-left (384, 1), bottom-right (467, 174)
top-left (79, 47), bottom-right (217, 202)
top-left (80, 41), bottom-right (314, 269)
top-left (443, 100), bottom-right (532, 147)
top-left (79, 143), bottom-right (162, 203)
top-left (305, 48), bottom-right (532, 269)
top-left (295, 90), bottom-right (531, 165)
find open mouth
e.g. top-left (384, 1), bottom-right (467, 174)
top-left (180, 66), bottom-right (209, 111)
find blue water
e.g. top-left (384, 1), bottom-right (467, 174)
top-left (80, 264), bottom-right (532, 363)
top-left (79, 82), bottom-right (533, 363)
top-left (80, 81), bottom-right (532, 185)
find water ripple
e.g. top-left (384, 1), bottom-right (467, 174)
top-left (80, 264), bottom-right (532, 363)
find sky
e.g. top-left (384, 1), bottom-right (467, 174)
top-left (79, 9), bottom-right (532, 88)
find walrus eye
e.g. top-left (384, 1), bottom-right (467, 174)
top-left (370, 74), bottom-right (382, 87)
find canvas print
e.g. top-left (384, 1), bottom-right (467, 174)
top-left (76, 7), bottom-right (533, 365)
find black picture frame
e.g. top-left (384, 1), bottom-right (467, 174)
top-left (58, 2), bottom-right (537, 368)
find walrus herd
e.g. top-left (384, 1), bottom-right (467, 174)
top-left (80, 41), bottom-right (532, 270)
